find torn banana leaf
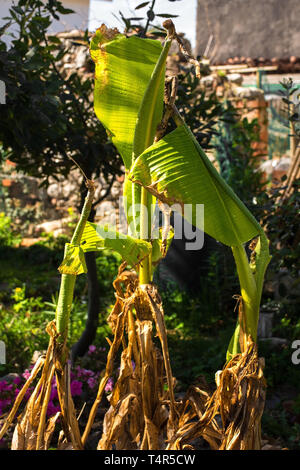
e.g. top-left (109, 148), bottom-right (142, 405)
top-left (90, 26), bottom-right (168, 236)
top-left (58, 243), bottom-right (87, 275)
top-left (129, 124), bottom-right (262, 247)
top-left (152, 227), bottom-right (174, 266)
top-left (90, 25), bottom-right (164, 170)
top-left (80, 222), bottom-right (152, 267)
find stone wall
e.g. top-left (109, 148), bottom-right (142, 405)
top-left (196, 0), bottom-right (300, 63)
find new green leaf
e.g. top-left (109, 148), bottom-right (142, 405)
top-left (80, 222), bottom-right (152, 267)
top-left (90, 25), bottom-right (163, 170)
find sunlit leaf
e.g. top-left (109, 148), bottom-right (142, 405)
top-left (80, 222), bottom-right (152, 267)
top-left (129, 124), bottom-right (261, 247)
top-left (58, 243), bottom-right (87, 275)
top-left (90, 25), bottom-right (163, 170)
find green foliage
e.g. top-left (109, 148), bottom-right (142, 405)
top-left (0, 242), bottom-right (121, 375)
top-left (0, 159), bottom-right (47, 236)
top-left (0, 3), bottom-right (298, 447)
top-left (252, 176), bottom-right (300, 334)
top-left (58, 243), bottom-right (87, 275)
top-left (0, 231), bottom-right (299, 448)
top-left (278, 77), bottom-right (300, 138)
top-left (0, 212), bottom-right (21, 247)
top-left (0, 285), bottom-right (49, 374)
top-left (258, 178), bottom-right (300, 279)
top-left (35, 232), bottom-right (69, 253)
top-left (157, 280), bottom-right (233, 386)
top-left (91, 26), bottom-right (169, 241)
top-left (214, 101), bottom-right (264, 209)
top-left (95, 249), bottom-right (122, 294)
top-left (175, 71), bottom-right (224, 150)
top-left (0, 0), bottom-right (120, 193)
top-left (262, 407), bottom-right (300, 450)
top-left (118, 0), bottom-right (180, 36)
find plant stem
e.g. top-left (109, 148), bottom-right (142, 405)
top-left (139, 187), bottom-right (151, 284)
top-left (136, 34), bottom-right (172, 285)
top-left (55, 181), bottom-right (95, 346)
top-left (70, 181), bottom-right (95, 245)
top-left (232, 244), bottom-right (259, 342)
top-left (143, 0), bottom-right (156, 37)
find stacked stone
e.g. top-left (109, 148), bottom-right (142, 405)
top-left (224, 55), bottom-right (300, 73)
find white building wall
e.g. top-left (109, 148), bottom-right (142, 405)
top-left (49, 0), bottom-right (90, 33)
top-left (0, 0), bottom-right (11, 24)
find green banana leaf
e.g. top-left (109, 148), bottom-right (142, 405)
top-left (124, 36), bottom-right (171, 236)
top-left (132, 37), bottom-right (171, 160)
top-left (80, 222), bottom-right (152, 267)
top-left (80, 222), bottom-right (172, 271)
top-left (90, 26), bottom-right (164, 170)
top-left (90, 27), bottom-right (170, 238)
top-left (129, 124), bottom-right (262, 247)
top-left (58, 243), bottom-right (87, 275)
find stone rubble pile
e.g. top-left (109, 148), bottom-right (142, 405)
top-left (222, 55), bottom-right (300, 73)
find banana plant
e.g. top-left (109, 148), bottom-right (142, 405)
top-left (88, 24), bottom-right (172, 281)
top-left (88, 22), bottom-right (270, 358)
top-left (128, 114), bottom-right (271, 357)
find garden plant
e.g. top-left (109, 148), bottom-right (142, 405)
top-left (0, 17), bottom-right (272, 451)
top-left (0, 0), bottom-right (122, 360)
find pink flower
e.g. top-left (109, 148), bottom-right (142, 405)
top-left (70, 380), bottom-right (82, 397)
top-left (74, 366), bottom-right (94, 378)
top-left (22, 370), bottom-right (31, 380)
top-left (83, 369), bottom-right (94, 377)
top-left (87, 377), bottom-right (97, 389)
top-left (47, 401), bottom-right (60, 418)
top-left (13, 376), bottom-right (21, 385)
top-left (88, 345), bottom-right (97, 355)
top-left (0, 399), bottom-right (11, 411)
top-left (50, 386), bottom-right (58, 401)
top-left (75, 366), bottom-right (83, 378)
top-left (24, 387), bottom-right (33, 400)
top-left (0, 381), bottom-right (8, 392)
top-left (105, 378), bottom-right (113, 393)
